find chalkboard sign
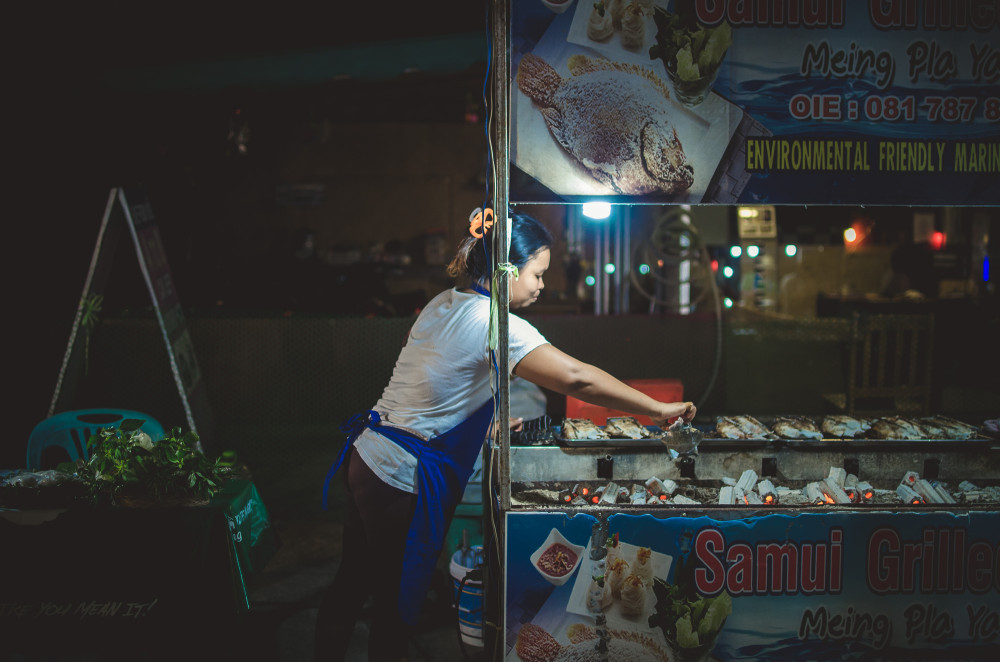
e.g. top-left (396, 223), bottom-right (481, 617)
top-left (49, 187), bottom-right (215, 451)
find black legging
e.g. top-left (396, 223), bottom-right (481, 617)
top-left (315, 451), bottom-right (417, 661)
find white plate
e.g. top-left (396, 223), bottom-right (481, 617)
top-left (530, 527), bottom-right (586, 586)
top-left (566, 539), bottom-right (673, 627)
top-left (512, 1), bottom-right (740, 202)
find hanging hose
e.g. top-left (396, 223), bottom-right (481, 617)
top-left (628, 210), bottom-right (724, 408)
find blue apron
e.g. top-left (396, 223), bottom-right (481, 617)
top-left (322, 399), bottom-right (495, 625)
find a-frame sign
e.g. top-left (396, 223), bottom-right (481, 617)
top-left (49, 186), bottom-right (215, 452)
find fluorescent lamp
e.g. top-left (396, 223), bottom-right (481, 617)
top-left (582, 201), bottom-right (611, 219)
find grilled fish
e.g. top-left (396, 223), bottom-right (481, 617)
top-left (772, 415), bottom-right (823, 440)
top-left (604, 416), bottom-right (653, 439)
top-left (914, 415), bottom-right (980, 440)
top-left (715, 415), bottom-right (773, 439)
top-left (561, 418), bottom-right (609, 440)
top-left (869, 416), bottom-right (928, 440)
top-left (821, 415), bottom-right (871, 438)
top-left (517, 53), bottom-right (694, 196)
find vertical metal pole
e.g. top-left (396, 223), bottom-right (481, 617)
top-left (622, 207), bottom-right (631, 314)
top-left (613, 211), bottom-right (623, 314)
top-left (492, 0), bottom-right (511, 512)
top-left (491, 2), bottom-right (510, 659)
top-left (602, 219), bottom-right (611, 314)
top-left (595, 222), bottom-right (601, 314)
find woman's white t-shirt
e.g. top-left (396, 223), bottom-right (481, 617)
top-left (352, 288), bottom-right (549, 493)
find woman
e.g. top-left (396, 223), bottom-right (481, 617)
top-left (315, 212), bottom-right (695, 661)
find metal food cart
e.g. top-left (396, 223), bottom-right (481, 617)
top-left (483, 2), bottom-right (999, 660)
top-left (493, 426), bottom-right (1000, 661)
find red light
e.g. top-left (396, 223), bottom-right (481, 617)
top-left (764, 495), bottom-right (774, 504)
top-left (711, 259), bottom-right (719, 272)
top-left (863, 491), bottom-right (873, 500)
top-left (580, 487), bottom-right (589, 496)
top-left (659, 494), bottom-right (667, 501)
top-left (844, 218), bottom-right (873, 251)
top-left (930, 231), bottom-right (946, 250)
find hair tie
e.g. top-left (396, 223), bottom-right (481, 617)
top-left (469, 207), bottom-right (495, 238)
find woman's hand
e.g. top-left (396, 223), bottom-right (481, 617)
top-left (649, 401), bottom-right (696, 428)
top-left (490, 416), bottom-right (525, 439)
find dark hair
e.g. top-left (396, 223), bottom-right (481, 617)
top-left (447, 212), bottom-right (552, 286)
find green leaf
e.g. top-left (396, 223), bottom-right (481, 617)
top-left (79, 426), bottom-right (228, 505)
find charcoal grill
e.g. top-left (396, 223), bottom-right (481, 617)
top-left (498, 416), bottom-right (1000, 661)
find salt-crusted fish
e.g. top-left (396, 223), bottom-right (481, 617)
top-left (715, 415), bottom-right (773, 439)
top-left (561, 418), bottom-right (609, 440)
top-left (821, 415), bottom-right (871, 438)
top-left (915, 415), bottom-right (979, 440)
top-left (603, 416), bottom-right (653, 439)
top-left (772, 415), bottom-right (824, 440)
top-left (517, 53), bottom-right (694, 196)
top-left (869, 416), bottom-right (928, 440)
top-left (714, 416), bottom-right (745, 439)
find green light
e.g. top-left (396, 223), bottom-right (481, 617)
top-left (730, 246), bottom-right (742, 258)
top-left (604, 263), bottom-right (616, 275)
top-left (638, 264), bottom-right (650, 275)
top-left (723, 297), bottom-right (734, 308)
top-left (723, 266), bottom-right (734, 278)
top-left (785, 244), bottom-right (798, 257)
top-left (585, 275), bottom-right (596, 286)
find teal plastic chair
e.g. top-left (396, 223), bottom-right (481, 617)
top-left (26, 409), bottom-right (166, 470)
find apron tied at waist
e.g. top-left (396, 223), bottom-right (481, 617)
top-left (322, 400), bottom-right (495, 625)
top-left (320, 409), bottom-right (382, 510)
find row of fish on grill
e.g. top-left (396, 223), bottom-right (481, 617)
top-left (715, 414), bottom-right (982, 441)
top-left (561, 416), bottom-right (654, 440)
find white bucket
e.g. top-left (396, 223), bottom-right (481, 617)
top-left (450, 546), bottom-right (484, 648)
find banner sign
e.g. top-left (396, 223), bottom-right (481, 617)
top-left (505, 509), bottom-right (1000, 661)
top-left (509, 0), bottom-right (1000, 206)
top-left (49, 187), bottom-right (215, 450)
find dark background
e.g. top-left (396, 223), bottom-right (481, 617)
top-left (7, 1), bottom-right (491, 465)
top-left (7, 3), bottom-right (998, 471)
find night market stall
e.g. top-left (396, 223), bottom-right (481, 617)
top-left (483, 2), bottom-right (1000, 661)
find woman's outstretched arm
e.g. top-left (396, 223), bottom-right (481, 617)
top-left (513, 344), bottom-right (695, 428)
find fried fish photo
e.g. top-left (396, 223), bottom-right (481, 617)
top-left (516, 53), bottom-right (694, 197)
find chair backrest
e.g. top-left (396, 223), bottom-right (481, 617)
top-left (26, 409), bottom-right (166, 470)
top-left (847, 312), bottom-right (934, 417)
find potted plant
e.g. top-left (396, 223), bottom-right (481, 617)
top-left (81, 419), bottom-right (232, 507)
